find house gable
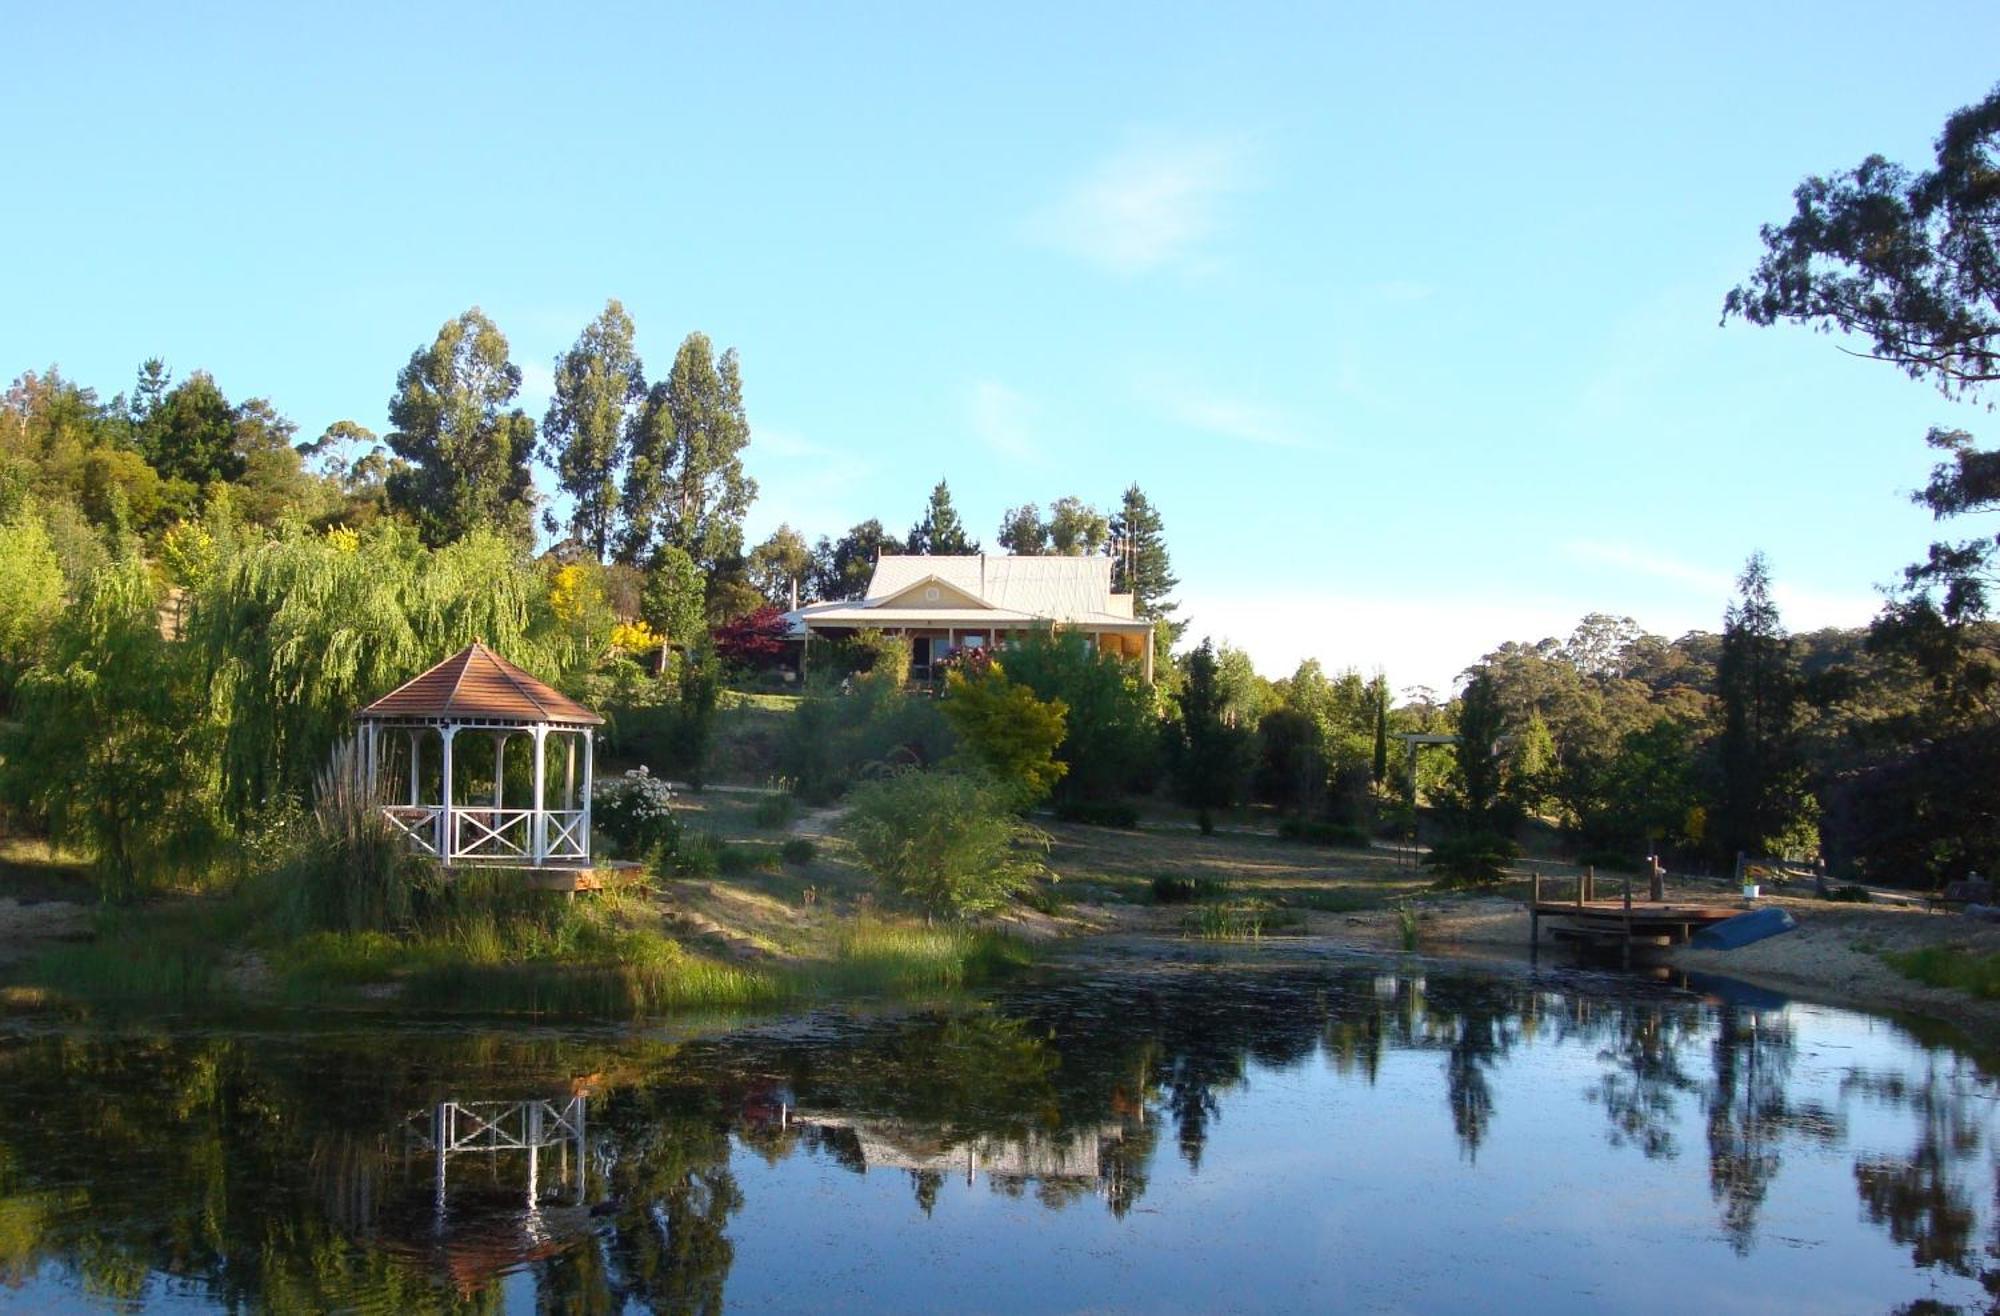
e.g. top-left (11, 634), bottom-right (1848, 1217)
top-left (872, 575), bottom-right (992, 611)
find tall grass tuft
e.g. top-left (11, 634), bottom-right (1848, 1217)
top-left (1395, 901), bottom-right (1421, 952)
top-left (1884, 946), bottom-right (2000, 999)
top-left (271, 737), bottom-right (440, 935)
top-left (815, 920), bottom-right (1034, 994)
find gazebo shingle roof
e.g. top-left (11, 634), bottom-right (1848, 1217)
top-left (355, 642), bottom-right (602, 726)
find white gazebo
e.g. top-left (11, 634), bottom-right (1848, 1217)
top-left (353, 642), bottom-right (603, 868)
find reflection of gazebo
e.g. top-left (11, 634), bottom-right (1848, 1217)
top-left (354, 642), bottom-right (603, 868)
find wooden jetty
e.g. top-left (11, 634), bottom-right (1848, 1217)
top-left (1529, 867), bottom-right (1741, 966)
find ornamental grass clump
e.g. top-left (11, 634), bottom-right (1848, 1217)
top-left (277, 736), bottom-right (440, 935)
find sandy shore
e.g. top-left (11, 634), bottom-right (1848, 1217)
top-left (1362, 891), bottom-right (2000, 1042)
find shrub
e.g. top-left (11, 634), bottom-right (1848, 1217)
top-left (1276, 817), bottom-right (1370, 848)
top-left (939, 664), bottom-right (1068, 807)
top-left (841, 770), bottom-right (1047, 920)
top-left (590, 766), bottom-right (678, 858)
top-left (660, 830), bottom-right (722, 880)
top-left (717, 842), bottom-right (780, 876)
top-left (1151, 874), bottom-right (1225, 904)
top-left (1053, 800), bottom-right (1140, 828)
top-left (1824, 882), bottom-right (1873, 903)
top-left (1424, 833), bottom-right (1523, 887)
top-left (780, 838), bottom-right (816, 866)
top-left (752, 792), bottom-right (796, 829)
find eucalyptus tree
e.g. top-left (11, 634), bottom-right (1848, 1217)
top-left (1727, 83), bottom-right (2000, 707)
top-left (1047, 495), bottom-right (1110, 555)
top-left (747, 523), bottom-right (812, 605)
top-left (813, 519), bottom-right (901, 599)
top-left (384, 308), bottom-right (539, 547)
top-left (996, 503), bottom-right (1046, 554)
top-left (543, 299), bottom-right (645, 560)
top-left (618, 332), bottom-right (756, 573)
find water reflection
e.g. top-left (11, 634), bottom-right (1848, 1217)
top-left (0, 961), bottom-right (1993, 1313)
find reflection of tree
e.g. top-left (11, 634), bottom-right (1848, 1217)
top-left (1704, 1009), bottom-right (1842, 1255)
top-left (1846, 1063), bottom-right (2000, 1307)
top-left (1591, 1001), bottom-right (1703, 1160)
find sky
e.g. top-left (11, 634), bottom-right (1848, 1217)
top-left (4, 3), bottom-right (1996, 693)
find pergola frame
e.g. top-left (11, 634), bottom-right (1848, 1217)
top-left (356, 713), bottom-right (595, 869)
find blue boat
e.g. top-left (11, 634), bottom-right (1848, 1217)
top-left (1690, 906), bottom-right (1798, 950)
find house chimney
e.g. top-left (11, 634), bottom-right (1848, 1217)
top-left (790, 576), bottom-right (799, 611)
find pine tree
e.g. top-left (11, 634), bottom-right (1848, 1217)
top-left (908, 479), bottom-right (977, 554)
top-left (542, 299), bottom-right (644, 561)
top-left (618, 332), bottom-right (757, 572)
top-left (1110, 484), bottom-right (1179, 628)
top-left (1715, 552), bottom-right (1810, 859)
top-left (383, 308), bottom-right (538, 547)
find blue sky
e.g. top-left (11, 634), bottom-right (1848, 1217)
top-left (5, 3), bottom-right (1995, 691)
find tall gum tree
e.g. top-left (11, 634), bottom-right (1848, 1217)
top-left (1726, 84), bottom-right (2000, 708)
top-left (618, 332), bottom-right (756, 573)
top-left (543, 299), bottom-right (645, 561)
top-left (384, 308), bottom-right (538, 547)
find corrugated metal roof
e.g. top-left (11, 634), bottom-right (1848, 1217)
top-left (355, 642), bottom-right (603, 725)
top-left (863, 555), bottom-right (1130, 621)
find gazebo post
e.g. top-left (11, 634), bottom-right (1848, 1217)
top-left (530, 725), bottom-right (548, 864)
top-left (363, 721), bottom-right (379, 797)
top-left (491, 732), bottom-right (508, 811)
top-left (581, 730), bottom-right (595, 865)
top-left (440, 725), bottom-right (458, 862)
top-left (407, 730), bottom-right (421, 808)
top-left (564, 736), bottom-right (576, 810)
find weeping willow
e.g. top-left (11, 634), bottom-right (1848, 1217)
top-left (180, 521), bottom-right (583, 819)
top-left (0, 517), bottom-right (606, 894)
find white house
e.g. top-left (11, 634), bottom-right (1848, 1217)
top-left (784, 554), bottom-right (1156, 683)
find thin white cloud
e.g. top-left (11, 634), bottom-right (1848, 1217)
top-left (1139, 374), bottom-right (1321, 451)
top-left (968, 380), bottom-right (1041, 462)
top-left (1026, 136), bottom-right (1252, 275)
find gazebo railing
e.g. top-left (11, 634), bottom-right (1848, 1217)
top-left (450, 807), bottom-right (533, 861)
top-left (544, 810), bottom-right (588, 862)
top-left (377, 804), bottom-right (592, 866)
top-left (383, 805), bottom-right (443, 857)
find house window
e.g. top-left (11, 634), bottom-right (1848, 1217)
top-left (962, 634), bottom-right (986, 649)
top-left (924, 586), bottom-right (940, 602)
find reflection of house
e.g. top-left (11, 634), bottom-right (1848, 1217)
top-left (788, 1111), bottom-right (1129, 1186)
top-left (785, 555), bottom-right (1156, 683)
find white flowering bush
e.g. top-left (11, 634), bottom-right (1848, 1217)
top-left (591, 766), bottom-right (678, 857)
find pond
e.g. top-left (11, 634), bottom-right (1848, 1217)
top-left (0, 955), bottom-right (1995, 1313)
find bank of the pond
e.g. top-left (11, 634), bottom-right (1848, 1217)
top-left (7, 813), bottom-right (2000, 1039)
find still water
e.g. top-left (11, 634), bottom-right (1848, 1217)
top-left (0, 956), bottom-right (1994, 1314)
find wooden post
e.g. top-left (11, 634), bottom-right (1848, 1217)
top-left (530, 725), bottom-right (548, 864)
top-left (407, 729), bottom-right (422, 808)
top-left (1530, 870), bottom-right (1541, 947)
top-left (1621, 875), bottom-right (1633, 969)
top-left (581, 730), bottom-right (595, 865)
top-left (1649, 854), bottom-right (1664, 903)
top-left (440, 725), bottom-right (457, 861)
